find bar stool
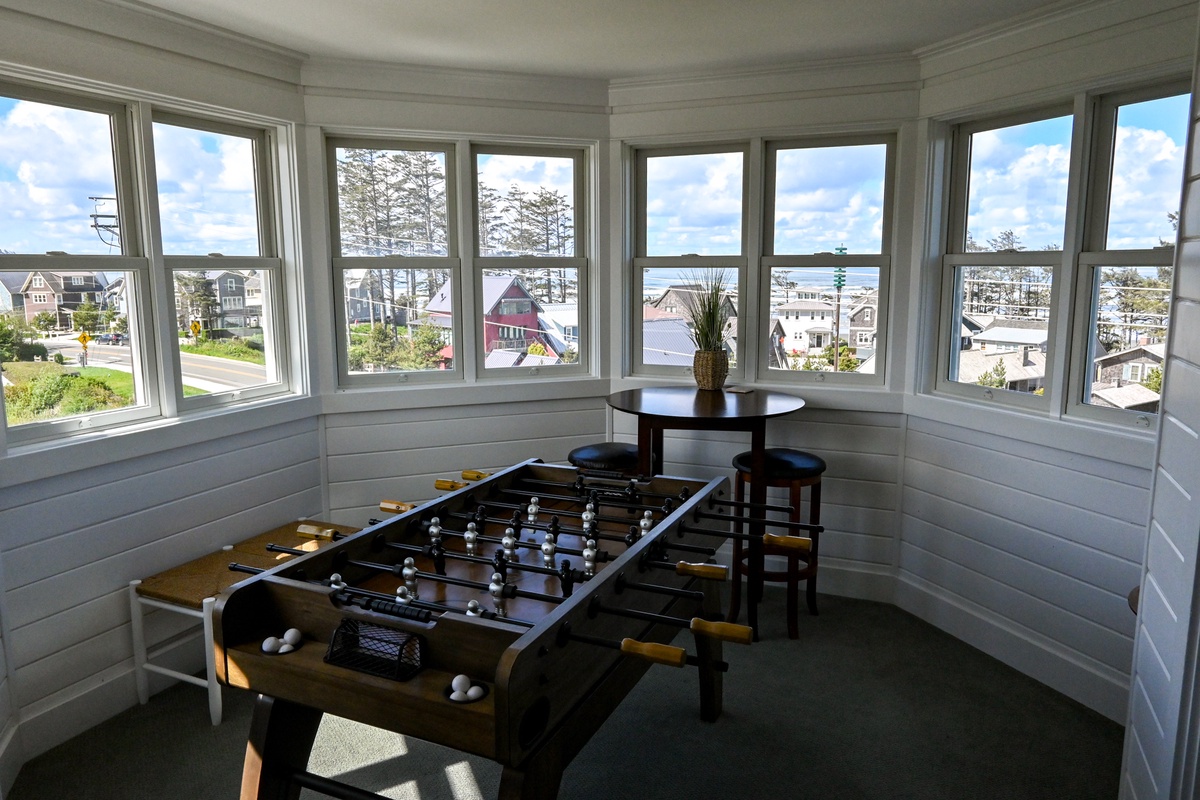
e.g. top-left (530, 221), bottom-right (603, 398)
top-left (567, 441), bottom-right (640, 475)
top-left (727, 448), bottom-right (825, 639)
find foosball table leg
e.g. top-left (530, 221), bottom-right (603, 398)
top-left (497, 745), bottom-right (566, 800)
top-left (241, 695), bottom-right (323, 800)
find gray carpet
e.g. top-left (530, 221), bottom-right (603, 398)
top-left (8, 594), bottom-right (1124, 799)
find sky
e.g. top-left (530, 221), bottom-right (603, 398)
top-left (0, 92), bottom-right (1188, 263)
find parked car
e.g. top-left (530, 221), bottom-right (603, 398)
top-left (95, 333), bottom-right (127, 345)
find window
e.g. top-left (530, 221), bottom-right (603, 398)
top-left (0, 81), bottom-right (290, 444)
top-left (939, 83), bottom-right (1188, 427)
top-left (328, 140), bottom-right (587, 382)
top-left (475, 148), bottom-right (585, 373)
top-left (632, 139), bottom-right (893, 382)
top-left (764, 139), bottom-right (891, 377)
top-left (330, 140), bottom-right (457, 381)
top-left (0, 87), bottom-right (150, 438)
top-left (635, 146), bottom-right (746, 378)
top-left (1073, 90), bottom-right (1187, 418)
top-left (155, 116), bottom-right (284, 403)
top-left (941, 109), bottom-right (1072, 403)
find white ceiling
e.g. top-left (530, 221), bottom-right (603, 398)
top-left (116, 0), bottom-right (1076, 80)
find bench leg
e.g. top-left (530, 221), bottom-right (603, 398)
top-left (129, 580), bottom-right (149, 705)
top-left (203, 596), bottom-right (222, 725)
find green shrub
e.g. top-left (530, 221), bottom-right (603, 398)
top-left (16, 342), bottom-right (48, 361)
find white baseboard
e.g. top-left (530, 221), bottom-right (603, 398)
top-left (0, 633), bottom-right (209, 798)
top-left (893, 573), bottom-right (1130, 723)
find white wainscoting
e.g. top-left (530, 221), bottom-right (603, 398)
top-left (898, 416), bottom-right (1150, 722)
top-left (324, 396), bottom-right (613, 525)
top-left (0, 416), bottom-right (324, 778)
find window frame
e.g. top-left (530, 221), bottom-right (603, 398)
top-left (759, 134), bottom-right (894, 385)
top-left (935, 104), bottom-right (1074, 410)
top-left (327, 136), bottom-right (463, 387)
top-left (0, 82), bottom-right (162, 445)
top-left (1064, 82), bottom-right (1189, 429)
top-left (0, 78), bottom-right (296, 448)
top-left (933, 83), bottom-right (1189, 430)
top-left (157, 113), bottom-right (290, 411)
top-left (632, 143), bottom-right (749, 381)
top-left (471, 143), bottom-right (590, 379)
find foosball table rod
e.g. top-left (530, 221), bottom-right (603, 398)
top-left (553, 621), bottom-right (727, 671)
top-left (586, 596), bottom-right (753, 645)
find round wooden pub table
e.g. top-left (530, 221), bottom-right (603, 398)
top-left (606, 386), bottom-right (807, 637)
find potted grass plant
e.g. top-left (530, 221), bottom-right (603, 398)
top-left (682, 269), bottom-right (732, 390)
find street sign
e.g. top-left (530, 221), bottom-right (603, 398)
top-left (190, 321), bottom-right (201, 337)
top-left (76, 332), bottom-right (92, 347)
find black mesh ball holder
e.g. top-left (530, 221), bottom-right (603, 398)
top-left (324, 618), bottom-right (423, 681)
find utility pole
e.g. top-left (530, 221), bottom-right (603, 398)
top-left (833, 247), bottom-right (846, 372)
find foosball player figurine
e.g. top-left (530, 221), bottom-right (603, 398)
top-left (541, 533), bottom-right (557, 567)
top-left (463, 522), bottom-right (478, 555)
top-left (427, 517), bottom-right (442, 548)
top-left (395, 586), bottom-right (412, 605)
top-left (402, 557), bottom-right (419, 599)
top-left (489, 572), bottom-right (507, 617)
top-left (526, 497), bottom-right (540, 524)
top-left (502, 527), bottom-right (519, 562)
top-left (465, 599), bottom-right (482, 616)
top-left (639, 510), bottom-right (654, 538)
top-left (583, 539), bottom-right (597, 577)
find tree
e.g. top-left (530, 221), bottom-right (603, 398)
top-left (0, 314), bottom-right (18, 361)
top-left (72, 300), bottom-right (99, 332)
top-left (976, 359), bottom-right (1008, 389)
top-left (174, 272), bottom-right (218, 332)
top-left (1097, 267), bottom-right (1170, 351)
top-left (32, 311), bottom-right (58, 335)
top-left (1144, 366), bottom-right (1163, 394)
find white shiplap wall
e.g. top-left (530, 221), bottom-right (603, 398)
top-left (0, 416), bottom-right (324, 786)
top-left (324, 396), bottom-right (613, 525)
top-left (898, 416), bottom-right (1148, 722)
top-left (1120, 27), bottom-right (1200, 795)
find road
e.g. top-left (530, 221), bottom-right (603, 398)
top-left (39, 336), bottom-right (267, 393)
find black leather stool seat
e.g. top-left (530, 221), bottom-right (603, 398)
top-left (568, 441), bottom-right (640, 472)
top-left (731, 448), bottom-right (826, 480)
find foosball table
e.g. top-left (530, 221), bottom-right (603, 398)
top-left (214, 459), bottom-right (764, 800)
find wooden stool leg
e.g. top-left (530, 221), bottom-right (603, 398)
top-left (725, 473), bottom-right (746, 626)
top-left (786, 480), bottom-right (802, 639)
top-left (807, 479), bottom-right (821, 617)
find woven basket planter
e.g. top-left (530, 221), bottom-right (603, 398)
top-left (693, 350), bottom-right (729, 390)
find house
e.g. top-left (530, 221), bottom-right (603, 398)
top-left (1094, 342), bottom-right (1165, 387)
top-left (1, 4), bottom-right (1198, 800)
top-left (847, 290), bottom-right (878, 351)
top-left (773, 299), bottom-right (836, 351)
top-left (649, 284), bottom-right (737, 320)
top-left (18, 271), bottom-right (106, 328)
top-left (972, 319), bottom-right (1049, 353)
top-left (956, 347), bottom-right (1047, 393)
top-left (426, 276), bottom-right (554, 357)
top-left (211, 271), bottom-right (248, 330)
top-left (0, 272), bottom-right (28, 315)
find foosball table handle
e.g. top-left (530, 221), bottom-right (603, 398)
top-left (675, 562), bottom-right (728, 581)
top-left (461, 469), bottom-right (492, 481)
top-left (379, 499), bottom-right (417, 514)
top-left (619, 638), bottom-right (688, 667)
top-left (689, 618), bottom-right (754, 645)
top-left (763, 533), bottom-right (812, 553)
top-left (296, 523), bottom-right (337, 540)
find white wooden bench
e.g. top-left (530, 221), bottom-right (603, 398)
top-left (129, 519), bottom-right (358, 724)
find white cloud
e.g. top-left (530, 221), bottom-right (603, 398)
top-left (0, 100), bottom-right (118, 253)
